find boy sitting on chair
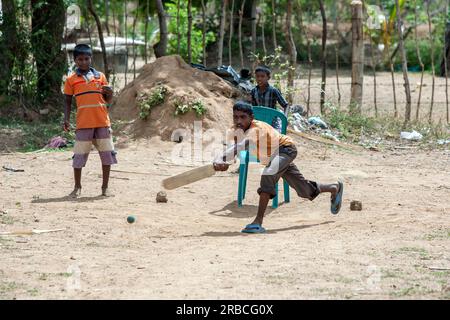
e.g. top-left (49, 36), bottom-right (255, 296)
top-left (213, 101), bottom-right (343, 234)
top-left (250, 66), bottom-right (289, 132)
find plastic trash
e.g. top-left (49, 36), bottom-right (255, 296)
top-left (437, 139), bottom-right (450, 145)
top-left (308, 116), bottom-right (328, 129)
top-left (400, 130), bottom-right (423, 141)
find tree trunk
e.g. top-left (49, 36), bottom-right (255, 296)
top-left (239, 0), bottom-right (246, 69)
top-left (271, 0), bottom-right (277, 50)
top-left (414, 0), bottom-right (425, 121)
top-left (124, 0), bottom-right (128, 86)
top-left (105, 0), bottom-right (111, 36)
top-left (251, 0), bottom-right (257, 54)
top-left (177, 0), bottom-right (181, 55)
top-left (319, 0), bottom-right (327, 114)
top-left (443, 0), bottom-right (449, 123)
top-left (261, 14), bottom-right (267, 56)
top-left (201, 0), bottom-right (207, 66)
top-left (387, 41), bottom-right (398, 118)
top-left (295, 2), bottom-right (312, 116)
top-left (218, 0), bottom-right (228, 66)
top-left (426, 1), bottom-right (435, 122)
top-left (144, 0), bottom-right (149, 64)
top-left (112, 2), bottom-right (118, 80)
top-left (187, 0), bottom-right (193, 64)
top-left (154, 0), bottom-right (168, 58)
top-left (0, 0), bottom-right (17, 96)
top-left (285, 0), bottom-right (296, 105)
top-left (350, 0), bottom-right (364, 113)
top-left (30, 0), bottom-right (66, 109)
top-left (369, 36), bottom-right (378, 117)
top-left (131, 6), bottom-right (138, 80)
top-left (88, 0), bottom-right (110, 81)
top-left (229, 0), bottom-right (235, 65)
top-left (395, 0), bottom-right (412, 125)
top-left (334, 4), bottom-right (341, 107)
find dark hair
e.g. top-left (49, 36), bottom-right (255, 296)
top-left (254, 66), bottom-right (271, 76)
top-left (73, 44), bottom-right (92, 59)
top-left (233, 101), bottom-right (253, 116)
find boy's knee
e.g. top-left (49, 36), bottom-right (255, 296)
top-left (258, 174), bottom-right (277, 199)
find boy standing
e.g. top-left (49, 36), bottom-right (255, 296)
top-left (250, 66), bottom-right (289, 131)
top-left (63, 44), bottom-right (117, 198)
top-left (213, 102), bottom-right (343, 233)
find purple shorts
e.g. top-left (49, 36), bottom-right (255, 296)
top-left (72, 127), bottom-right (118, 168)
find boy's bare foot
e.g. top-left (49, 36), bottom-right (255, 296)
top-left (101, 187), bottom-right (114, 197)
top-left (69, 187), bottom-right (81, 198)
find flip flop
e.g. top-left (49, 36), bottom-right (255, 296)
top-left (241, 223), bottom-right (266, 234)
top-left (331, 181), bottom-right (344, 215)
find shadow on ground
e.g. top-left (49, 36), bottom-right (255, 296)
top-left (201, 221), bottom-right (335, 237)
top-left (31, 195), bottom-right (107, 203)
top-left (208, 200), bottom-right (287, 218)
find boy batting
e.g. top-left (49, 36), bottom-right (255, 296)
top-left (214, 101), bottom-right (343, 233)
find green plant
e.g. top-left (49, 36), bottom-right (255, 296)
top-left (174, 97), bottom-right (207, 117)
top-left (190, 100), bottom-right (207, 116)
top-left (138, 85), bottom-right (167, 120)
top-left (166, 2), bottom-right (216, 63)
top-left (323, 104), bottom-right (376, 141)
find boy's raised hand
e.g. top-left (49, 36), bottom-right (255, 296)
top-left (102, 85), bottom-right (113, 97)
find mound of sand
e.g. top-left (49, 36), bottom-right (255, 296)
top-left (112, 55), bottom-right (240, 141)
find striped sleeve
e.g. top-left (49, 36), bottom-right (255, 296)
top-left (273, 88), bottom-right (288, 109)
top-left (63, 77), bottom-right (73, 95)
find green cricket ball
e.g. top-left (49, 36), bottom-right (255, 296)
top-left (127, 215), bottom-right (136, 224)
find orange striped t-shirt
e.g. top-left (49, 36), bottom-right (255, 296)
top-left (228, 120), bottom-right (294, 164)
top-left (64, 69), bottom-right (110, 129)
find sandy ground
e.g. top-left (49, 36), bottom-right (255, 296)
top-left (1, 134), bottom-right (449, 300)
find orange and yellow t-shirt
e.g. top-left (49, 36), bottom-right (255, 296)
top-left (64, 69), bottom-right (110, 129)
top-left (228, 120), bottom-right (294, 164)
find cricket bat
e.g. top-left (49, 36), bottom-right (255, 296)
top-left (162, 164), bottom-right (216, 190)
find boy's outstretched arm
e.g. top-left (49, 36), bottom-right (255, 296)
top-left (63, 95), bottom-right (73, 132)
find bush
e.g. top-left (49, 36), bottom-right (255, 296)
top-left (137, 85), bottom-right (167, 120)
top-left (174, 98), bottom-right (207, 117)
top-left (323, 103), bottom-right (376, 141)
top-left (403, 38), bottom-right (443, 71)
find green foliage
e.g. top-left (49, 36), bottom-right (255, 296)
top-left (137, 84), bottom-right (167, 120)
top-left (190, 99), bottom-right (207, 116)
top-left (0, 116), bottom-right (75, 152)
top-left (404, 38), bottom-right (443, 71)
top-left (166, 1), bottom-right (216, 63)
top-left (323, 104), bottom-right (376, 141)
top-left (174, 97), bottom-right (207, 117)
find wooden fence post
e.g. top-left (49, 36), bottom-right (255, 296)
top-left (350, 0), bottom-right (364, 113)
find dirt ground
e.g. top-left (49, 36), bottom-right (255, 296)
top-left (1, 134), bottom-right (449, 300)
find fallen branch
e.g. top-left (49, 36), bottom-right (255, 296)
top-left (0, 228), bottom-right (66, 236)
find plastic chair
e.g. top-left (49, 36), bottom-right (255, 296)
top-left (237, 106), bottom-right (290, 208)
